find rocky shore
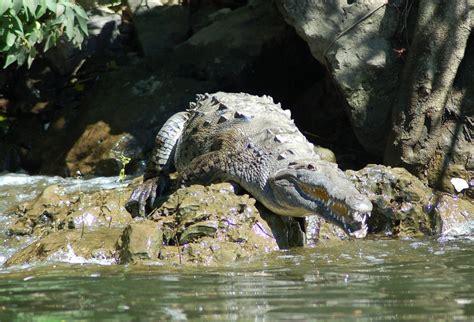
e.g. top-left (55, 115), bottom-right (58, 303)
top-left (3, 164), bottom-right (472, 267)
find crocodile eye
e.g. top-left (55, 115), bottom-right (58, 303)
top-left (246, 143), bottom-right (254, 149)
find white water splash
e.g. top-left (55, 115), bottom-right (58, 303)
top-left (46, 244), bottom-right (116, 266)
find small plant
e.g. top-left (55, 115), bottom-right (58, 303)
top-left (118, 154), bottom-right (131, 182)
top-left (0, 0), bottom-right (89, 68)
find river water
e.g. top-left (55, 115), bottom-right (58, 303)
top-left (1, 174), bottom-right (473, 321)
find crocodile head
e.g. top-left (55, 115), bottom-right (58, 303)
top-left (268, 160), bottom-right (372, 238)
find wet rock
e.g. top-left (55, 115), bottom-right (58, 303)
top-left (347, 164), bottom-right (474, 238)
top-left (4, 227), bottom-right (124, 267)
top-left (8, 183), bottom-right (133, 238)
top-left (118, 220), bottom-right (163, 263)
top-left (179, 220), bottom-right (218, 244)
top-left (432, 195), bottom-right (474, 237)
top-left (148, 183), bottom-right (280, 265)
top-left (255, 205), bottom-right (305, 248)
top-left (347, 165), bottom-right (435, 237)
top-left (305, 216), bottom-right (346, 247)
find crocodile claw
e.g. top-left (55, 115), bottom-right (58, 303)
top-left (125, 177), bottom-right (160, 217)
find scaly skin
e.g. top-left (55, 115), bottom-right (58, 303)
top-left (126, 92), bottom-right (372, 238)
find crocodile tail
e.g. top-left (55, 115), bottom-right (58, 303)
top-left (144, 111), bottom-right (190, 180)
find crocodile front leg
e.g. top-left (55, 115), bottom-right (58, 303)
top-left (125, 176), bottom-right (161, 217)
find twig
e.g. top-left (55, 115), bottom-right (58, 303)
top-left (323, 1), bottom-right (388, 58)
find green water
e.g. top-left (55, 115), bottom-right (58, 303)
top-left (1, 238), bottom-right (473, 321)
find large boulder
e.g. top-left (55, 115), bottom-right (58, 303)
top-left (275, 0), bottom-right (400, 155)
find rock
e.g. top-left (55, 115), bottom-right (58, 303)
top-left (8, 183), bottom-right (133, 238)
top-left (118, 220), bottom-right (163, 263)
top-left (130, 5), bottom-right (190, 64)
top-left (313, 145), bottom-right (336, 163)
top-left (347, 164), bottom-right (435, 237)
top-left (127, 0), bottom-right (180, 13)
top-left (45, 8), bottom-right (123, 75)
top-left (432, 195), bottom-right (474, 237)
top-left (148, 183), bottom-right (280, 265)
top-left (304, 216), bottom-right (347, 247)
top-left (275, 0), bottom-right (400, 155)
top-left (170, 0), bottom-right (289, 86)
top-left (4, 227), bottom-right (124, 266)
top-left (427, 159), bottom-right (472, 195)
top-left (0, 143), bottom-right (23, 173)
top-left (347, 164), bottom-right (474, 238)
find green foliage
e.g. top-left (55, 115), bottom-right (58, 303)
top-left (0, 0), bottom-right (89, 68)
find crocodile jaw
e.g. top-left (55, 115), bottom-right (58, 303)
top-left (269, 162), bottom-right (372, 238)
top-left (299, 184), bottom-right (370, 237)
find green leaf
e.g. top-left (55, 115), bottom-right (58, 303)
top-left (64, 6), bottom-right (74, 39)
top-left (44, 33), bottom-right (55, 51)
top-left (6, 32), bottom-right (16, 47)
top-left (77, 16), bottom-right (88, 35)
top-left (27, 29), bottom-right (40, 45)
top-left (35, 0), bottom-right (48, 19)
top-left (60, 0), bottom-right (73, 7)
top-left (72, 4), bottom-right (88, 20)
top-left (11, 14), bottom-right (24, 35)
top-left (27, 46), bottom-right (36, 68)
top-left (4, 53), bottom-right (16, 68)
top-left (45, 0), bottom-right (56, 12)
top-left (56, 3), bottom-right (65, 16)
top-left (16, 48), bottom-right (26, 65)
top-left (23, 0), bottom-right (38, 16)
top-left (12, 0), bottom-right (22, 13)
top-left (0, 0), bottom-right (12, 16)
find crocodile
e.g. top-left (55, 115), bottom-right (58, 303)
top-left (126, 92), bottom-right (372, 238)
